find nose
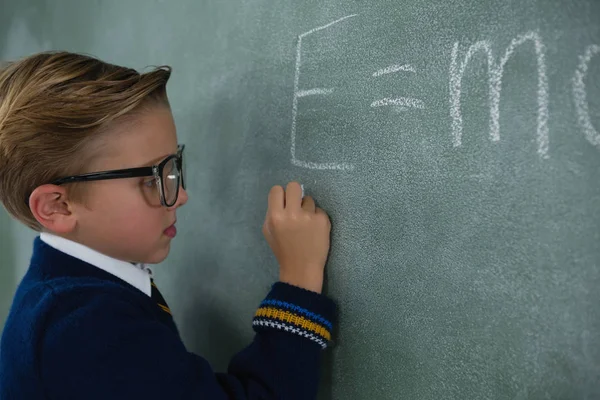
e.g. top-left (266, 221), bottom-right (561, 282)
top-left (170, 185), bottom-right (188, 209)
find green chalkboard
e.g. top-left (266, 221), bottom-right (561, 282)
top-left (1, 0), bottom-right (599, 398)
top-left (0, 212), bottom-right (15, 333)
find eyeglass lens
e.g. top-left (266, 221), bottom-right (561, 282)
top-left (162, 157), bottom-right (180, 206)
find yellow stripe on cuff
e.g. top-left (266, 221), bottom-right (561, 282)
top-left (255, 307), bottom-right (331, 341)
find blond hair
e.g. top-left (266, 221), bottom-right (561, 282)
top-left (0, 51), bottom-right (171, 230)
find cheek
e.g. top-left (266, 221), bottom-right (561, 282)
top-left (88, 183), bottom-right (164, 233)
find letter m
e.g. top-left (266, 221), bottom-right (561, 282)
top-left (449, 32), bottom-right (549, 158)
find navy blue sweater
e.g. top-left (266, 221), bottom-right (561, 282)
top-left (0, 238), bottom-right (336, 399)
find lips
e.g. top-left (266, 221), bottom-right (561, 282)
top-left (164, 223), bottom-right (177, 238)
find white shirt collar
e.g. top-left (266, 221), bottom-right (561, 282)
top-left (39, 232), bottom-right (152, 297)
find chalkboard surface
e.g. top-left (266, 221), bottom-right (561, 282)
top-left (1, 0), bottom-right (599, 398)
top-left (0, 212), bottom-right (15, 330)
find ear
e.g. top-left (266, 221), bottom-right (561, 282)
top-left (29, 184), bottom-right (77, 234)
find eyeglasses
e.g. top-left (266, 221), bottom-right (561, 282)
top-left (32, 145), bottom-right (186, 207)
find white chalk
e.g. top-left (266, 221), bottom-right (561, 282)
top-left (370, 97), bottom-right (425, 109)
top-left (372, 64), bottom-right (415, 77)
top-left (290, 14), bottom-right (358, 171)
top-left (291, 158), bottom-right (355, 171)
top-left (296, 88), bottom-right (334, 97)
top-left (301, 184), bottom-right (305, 198)
top-left (573, 44), bottom-right (600, 150)
top-left (298, 14), bottom-right (358, 39)
top-left (449, 31), bottom-right (549, 158)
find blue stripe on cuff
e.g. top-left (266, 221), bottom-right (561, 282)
top-left (259, 299), bottom-right (333, 330)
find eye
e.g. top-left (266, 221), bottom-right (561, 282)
top-left (143, 178), bottom-right (156, 188)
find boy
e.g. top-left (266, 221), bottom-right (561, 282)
top-left (0, 52), bottom-right (335, 399)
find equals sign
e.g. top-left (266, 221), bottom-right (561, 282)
top-left (370, 64), bottom-right (425, 111)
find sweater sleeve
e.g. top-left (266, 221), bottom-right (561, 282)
top-left (220, 282), bottom-right (337, 399)
top-left (40, 282), bottom-right (336, 400)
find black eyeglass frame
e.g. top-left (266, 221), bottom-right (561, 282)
top-left (31, 144), bottom-right (186, 207)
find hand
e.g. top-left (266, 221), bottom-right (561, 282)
top-left (262, 181), bottom-right (331, 294)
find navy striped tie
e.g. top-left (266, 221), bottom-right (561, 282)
top-left (150, 279), bottom-right (171, 315)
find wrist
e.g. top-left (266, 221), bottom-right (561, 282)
top-left (279, 274), bottom-right (323, 294)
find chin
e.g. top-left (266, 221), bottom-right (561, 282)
top-left (145, 241), bottom-right (171, 264)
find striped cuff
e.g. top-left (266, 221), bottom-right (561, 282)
top-left (253, 282), bottom-right (336, 349)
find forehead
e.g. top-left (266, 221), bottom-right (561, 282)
top-left (96, 107), bottom-right (178, 169)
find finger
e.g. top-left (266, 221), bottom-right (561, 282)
top-left (267, 185), bottom-right (285, 211)
top-left (301, 195), bottom-right (316, 213)
top-left (316, 207), bottom-right (331, 227)
top-left (285, 181), bottom-right (302, 210)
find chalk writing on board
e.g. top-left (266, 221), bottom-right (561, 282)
top-left (290, 14), bottom-right (357, 171)
top-left (290, 16), bottom-right (598, 170)
top-left (296, 88), bottom-right (335, 98)
top-left (370, 97), bottom-right (425, 109)
top-left (573, 44), bottom-right (600, 150)
top-left (449, 32), bottom-right (550, 159)
top-left (370, 64), bottom-right (425, 111)
top-left (372, 64), bottom-right (415, 77)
